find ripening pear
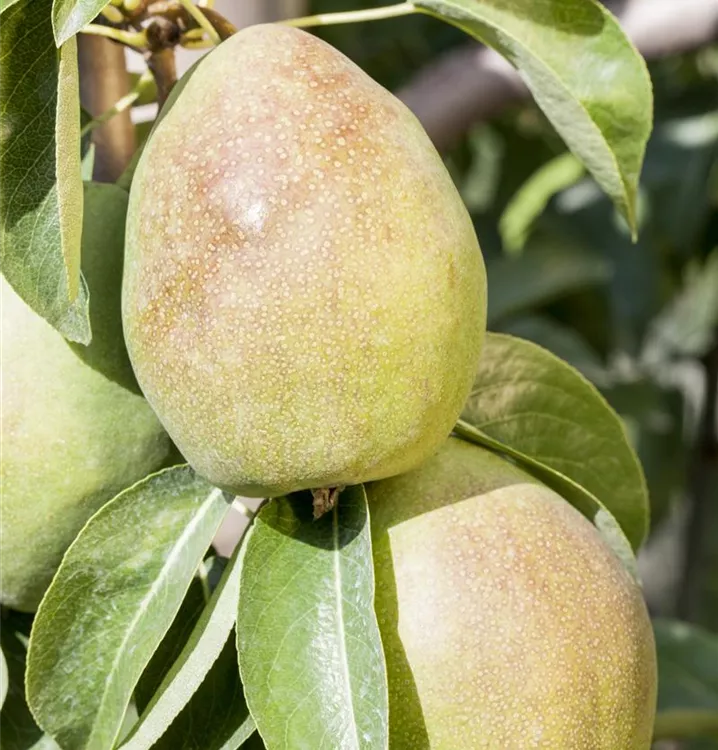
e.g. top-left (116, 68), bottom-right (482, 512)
top-left (367, 438), bottom-right (657, 749)
top-left (123, 24), bottom-right (486, 500)
top-left (1, 187), bottom-right (173, 612)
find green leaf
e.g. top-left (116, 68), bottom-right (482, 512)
top-left (499, 152), bottom-right (585, 254)
top-left (1, 643), bottom-right (7, 710)
top-left (0, 616), bottom-right (61, 750)
top-left (26, 466), bottom-right (231, 750)
top-left (486, 230), bottom-right (610, 325)
top-left (136, 636), bottom-right (255, 750)
top-left (653, 619), bottom-right (718, 743)
top-left (654, 619), bottom-right (718, 712)
top-left (122, 542), bottom-right (252, 750)
top-left (496, 315), bottom-right (606, 382)
top-left (237, 486), bottom-right (388, 750)
top-left (0, 1), bottom-right (89, 343)
top-left (81, 142), bottom-right (95, 180)
top-left (68, 182), bottom-right (139, 392)
top-left (0, 0), bottom-right (22, 13)
top-left (643, 250), bottom-right (718, 363)
top-left (415, 0), bottom-right (652, 234)
top-left (52, 0), bottom-right (108, 46)
top-left (133, 578), bottom-right (208, 717)
top-left (460, 332), bottom-right (649, 549)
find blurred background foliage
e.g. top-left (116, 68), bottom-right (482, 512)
top-left (304, 3), bottom-right (718, 746)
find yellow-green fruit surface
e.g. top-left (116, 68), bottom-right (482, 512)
top-left (368, 438), bottom-right (657, 749)
top-left (122, 24), bottom-right (486, 498)
top-left (1, 278), bottom-right (172, 611)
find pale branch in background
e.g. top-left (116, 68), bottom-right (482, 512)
top-left (398, 0), bottom-right (718, 150)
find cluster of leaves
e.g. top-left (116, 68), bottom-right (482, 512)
top-left (1, 0), bottom-right (717, 748)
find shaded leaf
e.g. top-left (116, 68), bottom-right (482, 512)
top-left (133, 579), bottom-right (208, 717)
top-left (123, 544), bottom-right (250, 750)
top-left (487, 231), bottom-right (610, 325)
top-left (53, 0), bottom-right (108, 46)
top-left (68, 182), bottom-right (139, 392)
top-left (652, 619), bottom-right (718, 744)
top-left (1, 643), bottom-right (7, 710)
top-left (642, 111), bottom-right (718, 257)
top-left (496, 315), bottom-right (605, 381)
top-left (654, 619), bottom-right (718, 712)
top-left (461, 332), bottom-right (649, 549)
top-left (499, 152), bottom-right (585, 254)
top-left (237, 486), bottom-right (388, 750)
top-left (27, 466), bottom-right (230, 750)
top-left (0, 617), bottom-right (60, 750)
top-left (0, 0), bottom-right (22, 13)
top-left (643, 250), bottom-right (718, 363)
top-left (415, 0), bottom-right (652, 233)
top-left (141, 636), bottom-right (255, 750)
top-left (603, 379), bottom-right (687, 528)
top-left (0, 1), bottom-right (89, 343)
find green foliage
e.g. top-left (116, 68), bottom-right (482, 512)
top-left (52, 0), bottom-right (109, 46)
top-left (460, 332), bottom-right (648, 551)
top-left (653, 620), bottom-right (718, 745)
top-left (0, 0), bottom-right (88, 343)
top-left (69, 182), bottom-right (138, 391)
top-left (237, 487), bottom-right (388, 750)
top-left (26, 467), bottom-right (231, 750)
top-left (123, 547), bottom-right (251, 749)
top-left (1, 0), bottom-right (715, 748)
top-left (415, 0), bottom-right (652, 235)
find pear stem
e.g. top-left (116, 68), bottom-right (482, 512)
top-left (80, 70), bottom-right (154, 137)
top-left (176, 0), bottom-right (221, 44)
top-left (81, 24), bottom-right (147, 48)
top-left (652, 709), bottom-right (718, 741)
top-left (284, 2), bottom-right (416, 29)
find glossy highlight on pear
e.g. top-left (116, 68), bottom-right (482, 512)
top-left (122, 24), bottom-right (486, 498)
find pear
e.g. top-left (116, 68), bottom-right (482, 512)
top-left (367, 438), bottom-right (657, 749)
top-left (1, 190), bottom-right (173, 612)
top-left (123, 24), bottom-right (486, 500)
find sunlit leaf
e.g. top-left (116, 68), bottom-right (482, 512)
top-left (0, 0), bottom-right (89, 343)
top-left (416, 0), bottom-right (652, 234)
top-left (27, 467), bottom-right (230, 750)
top-left (461, 332), bottom-right (649, 550)
top-left (122, 543), bottom-right (251, 750)
top-left (237, 486), bottom-right (388, 750)
top-left (499, 152), bottom-right (585, 254)
top-left (52, 0), bottom-right (109, 46)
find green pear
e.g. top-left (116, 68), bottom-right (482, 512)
top-left (1, 186), bottom-right (173, 612)
top-left (123, 24), bottom-right (486, 500)
top-left (368, 438), bottom-right (657, 749)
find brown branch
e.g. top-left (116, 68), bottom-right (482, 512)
top-left (78, 35), bottom-right (136, 182)
top-left (398, 0), bottom-right (718, 149)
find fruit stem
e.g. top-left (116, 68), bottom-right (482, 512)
top-left (197, 7), bottom-right (236, 40)
top-left (653, 709), bottom-right (718, 741)
top-left (284, 2), bottom-right (416, 29)
top-left (80, 24), bottom-right (147, 49)
top-left (312, 487), bottom-right (345, 519)
top-left (232, 498), bottom-right (255, 520)
top-left (176, 0), bottom-right (221, 44)
top-left (146, 46), bottom-right (177, 108)
top-left (80, 70), bottom-right (154, 137)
